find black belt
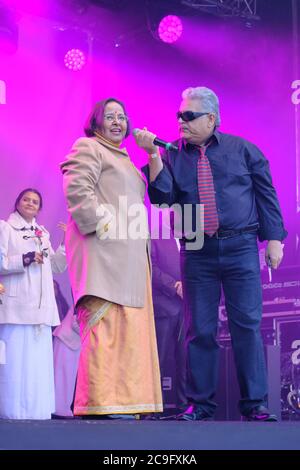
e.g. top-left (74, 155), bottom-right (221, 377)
top-left (208, 224), bottom-right (259, 239)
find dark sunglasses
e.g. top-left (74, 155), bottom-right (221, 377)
top-left (176, 111), bottom-right (209, 122)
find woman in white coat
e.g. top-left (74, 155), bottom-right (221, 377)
top-left (0, 188), bottom-right (67, 419)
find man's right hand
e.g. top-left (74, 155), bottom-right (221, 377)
top-left (133, 127), bottom-right (159, 155)
top-left (175, 281), bottom-right (183, 299)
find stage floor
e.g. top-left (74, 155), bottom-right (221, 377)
top-left (0, 418), bottom-right (300, 450)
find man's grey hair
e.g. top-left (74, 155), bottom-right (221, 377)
top-left (182, 86), bottom-right (221, 127)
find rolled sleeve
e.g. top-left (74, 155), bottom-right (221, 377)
top-left (50, 244), bottom-right (67, 274)
top-left (142, 162), bottom-right (177, 206)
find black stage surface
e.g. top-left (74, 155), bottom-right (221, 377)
top-left (0, 419), bottom-right (300, 450)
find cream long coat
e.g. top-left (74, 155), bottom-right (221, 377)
top-left (60, 135), bottom-right (150, 308)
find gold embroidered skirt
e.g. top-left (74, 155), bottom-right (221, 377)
top-left (73, 266), bottom-right (163, 416)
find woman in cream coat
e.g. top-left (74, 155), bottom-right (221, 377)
top-left (61, 98), bottom-right (162, 418)
top-left (0, 189), bottom-right (67, 419)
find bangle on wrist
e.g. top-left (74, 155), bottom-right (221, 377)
top-left (149, 152), bottom-right (159, 159)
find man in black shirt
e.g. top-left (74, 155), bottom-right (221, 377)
top-left (135, 86), bottom-right (287, 421)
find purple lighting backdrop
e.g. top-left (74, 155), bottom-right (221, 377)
top-left (0, 0), bottom-right (298, 300)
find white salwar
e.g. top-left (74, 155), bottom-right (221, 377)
top-left (52, 308), bottom-right (81, 417)
top-left (0, 324), bottom-right (55, 420)
top-left (53, 337), bottom-right (80, 417)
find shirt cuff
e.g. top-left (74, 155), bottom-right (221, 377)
top-left (142, 164), bottom-right (173, 193)
top-left (258, 225), bottom-right (288, 242)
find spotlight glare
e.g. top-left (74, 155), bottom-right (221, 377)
top-left (64, 48), bottom-right (86, 71)
top-left (158, 15), bottom-right (183, 44)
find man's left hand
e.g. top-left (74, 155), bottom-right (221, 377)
top-left (265, 240), bottom-right (284, 269)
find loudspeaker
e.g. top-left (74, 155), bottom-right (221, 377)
top-left (274, 316), bottom-right (300, 418)
top-left (215, 343), bottom-right (281, 420)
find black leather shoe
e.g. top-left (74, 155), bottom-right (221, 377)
top-left (243, 405), bottom-right (278, 422)
top-left (176, 406), bottom-right (213, 421)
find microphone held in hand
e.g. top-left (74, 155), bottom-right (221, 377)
top-left (132, 128), bottom-right (178, 152)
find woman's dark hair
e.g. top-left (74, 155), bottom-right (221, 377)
top-left (14, 188), bottom-right (43, 212)
top-left (84, 98), bottom-right (131, 138)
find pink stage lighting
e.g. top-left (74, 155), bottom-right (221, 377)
top-left (64, 48), bottom-right (86, 71)
top-left (158, 15), bottom-right (183, 44)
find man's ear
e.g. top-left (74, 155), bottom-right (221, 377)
top-left (207, 114), bottom-right (216, 128)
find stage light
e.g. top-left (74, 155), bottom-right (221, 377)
top-left (64, 48), bottom-right (86, 71)
top-left (158, 15), bottom-right (183, 44)
top-left (54, 27), bottom-right (90, 71)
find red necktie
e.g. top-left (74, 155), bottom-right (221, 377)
top-left (197, 146), bottom-right (219, 237)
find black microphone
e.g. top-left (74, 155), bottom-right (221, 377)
top-left (132, 128), bottom-right (178, 152)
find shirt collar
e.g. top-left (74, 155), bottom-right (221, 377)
top-left (179, 128), bottom-right (221, 151)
